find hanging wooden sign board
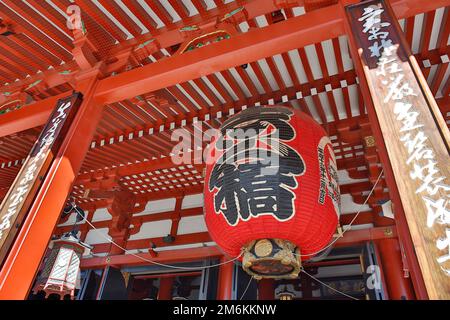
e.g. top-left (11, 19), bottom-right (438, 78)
top-left (346, 0), bottom-right (450, 299)
top-left (0, 93), bottom-right (83, 267)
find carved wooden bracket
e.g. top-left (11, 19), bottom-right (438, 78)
top-left (82, 173), bottom-right (136, 237)
top-left (72, 28), bottom-right (100, 70)
top-left (83, 175), bottom-right (122, 196)
top-left (0, 19), bottom-right (15, 36)
top-left (174, 10), bottom-right (243, 56)
top-left (106, 189), bottom-right (137, 255)
top-left (131, 39), bottom-right (160, 62)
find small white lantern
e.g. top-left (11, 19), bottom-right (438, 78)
top-left (33, 233), bottom-right (92, 299)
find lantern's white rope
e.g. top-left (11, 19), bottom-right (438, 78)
top-left (239, 276), bottom-right (254, 300)
top-left (77, 213), bottom-right (243, 270)
top-left (300, 268), bottom-right (359, 300)
top-left (296, 169), bottom-right (384, 258)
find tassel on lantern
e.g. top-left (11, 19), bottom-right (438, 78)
top-left (33, 232), bottom-right (92, 299)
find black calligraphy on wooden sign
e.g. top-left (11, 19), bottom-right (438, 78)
top-left (346, 0), bottom-right (450, 299)
top-left (0, 93), bottom-right (83, 267)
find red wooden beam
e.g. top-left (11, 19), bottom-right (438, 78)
top-left (94, 3), bottom-right (345, 104)
top-left (384, 0), bottom-right (450, 19)
top-left (90, 232), bottom-right (212, 254)
top-left (304, 258), bottom-right (361, 268)
top-left (80, 245), bottom-right (223, 269)
top-left (0, 93), bottom-right (67, 138)
top-left (334, 226), bottom-right (397, 247)
top-left (76, 156), bottom-right (189, 184)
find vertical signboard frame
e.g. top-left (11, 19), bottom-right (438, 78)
top-left (345, 0), bottom-right (450, 299)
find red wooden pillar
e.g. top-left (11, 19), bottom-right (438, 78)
top-left (217, 258), bottom-right (234, 300)
top-left (0, 66), bottom-right (105, 299)
top-left (258, 279), bottom-right (275, 300)
top-left (95, 266), bottom-right (110, 300)
top-left (157, 277), bottom-right (174, 300)
top-left (377, 239), bottom-right (415, 300)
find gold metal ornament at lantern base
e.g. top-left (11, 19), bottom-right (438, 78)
top-left (242, 239), bottom-right (301, 279)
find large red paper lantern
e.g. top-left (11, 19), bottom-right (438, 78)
top-left (204, 106), bottom-right (340, 279)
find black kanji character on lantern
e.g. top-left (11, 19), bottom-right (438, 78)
top-left (208, 107), bottom-right (305, 226)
